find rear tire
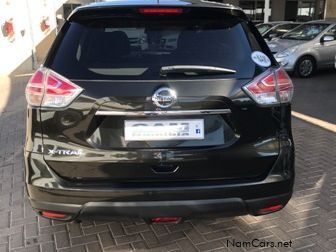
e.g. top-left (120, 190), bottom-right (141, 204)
top-left (295, 56), bottom-right (316, 78)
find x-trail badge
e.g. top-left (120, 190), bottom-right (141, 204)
top-left (152, 87), bottom-right (177, 108)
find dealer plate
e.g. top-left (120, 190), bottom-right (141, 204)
top-left (124, 119), bottom-right (204, 141)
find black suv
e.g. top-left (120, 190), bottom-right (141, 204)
top-left (24, 0), bottom-right (294, 223)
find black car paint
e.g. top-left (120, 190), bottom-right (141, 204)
top-left (24, 0), bottom-right (294, 220)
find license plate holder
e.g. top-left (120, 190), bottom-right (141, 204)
top-left (124, 119), bottom-right (204, 141)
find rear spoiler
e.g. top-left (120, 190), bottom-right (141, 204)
top-left (68, 5), bottom-right (248, 22)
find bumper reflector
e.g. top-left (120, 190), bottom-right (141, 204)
top-left (258, 204), bottom-right (283, 215)
top-left (151, 217), bottom-right (182, 223)
top-left (41, 211), bottom-right (67, 219)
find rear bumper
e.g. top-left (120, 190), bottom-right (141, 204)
top-left (24, 140), bottom-right (294, 220)
top-left (29, 193), bottom-right (292, 220)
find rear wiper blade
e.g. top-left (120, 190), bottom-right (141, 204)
top-left (160, 65), bottom-right (236, 76)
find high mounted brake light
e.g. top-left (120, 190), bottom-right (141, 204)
top-left (25, 68), bottom-right (83, 108)
top-left (243, 67), bottom-right (293, 106)
top-left (139, 8), bottom-right (183, 15)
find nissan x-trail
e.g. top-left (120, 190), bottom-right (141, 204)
top-left (24, 0), bottom-right (295, 223)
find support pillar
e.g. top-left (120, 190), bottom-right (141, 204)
top-left (314, 0), bottom-right (325, 19)
top-left (264, 0), bottom-right (271, 23)
top-left (325, 0), bottom-right (336, 20)
top-left (271, 0), bottom-right (286, 21)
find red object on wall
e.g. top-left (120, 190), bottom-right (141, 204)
top-left (5, 21), bottom-right (14, 35)
top-left (40, 17), bottom-right (50, 32)
top-left (2, 19), bottom-right (15, 42)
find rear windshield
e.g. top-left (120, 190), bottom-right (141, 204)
top-left (49, 17), bottom-right (259, 80)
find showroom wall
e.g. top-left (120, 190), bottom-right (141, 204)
top-left (0, 0), bottom-right (99, 76)
top-left (0, 0), bottom-right (70, 75)
top-left (325, 0), bottom-right (336, 19)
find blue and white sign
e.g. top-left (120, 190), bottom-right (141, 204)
top-left (251, 51), bottom-right (271, 67)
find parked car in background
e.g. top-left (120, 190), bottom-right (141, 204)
top-left (263, 22), bottom-right (302, 41)
top-left (24, 0), bottom-right (295, 222)
top-left (268, 21), bottom-right (336, 77)
top-left (252, 20), bottom-right (263, 25)
top-left (256, 21), bottom-right (286, 35)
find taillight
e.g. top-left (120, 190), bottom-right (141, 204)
top-left (139, 8), bottom-right (183, 15)
top-left (25, 69), bottom-right (44, 106)
top-left (25, 68), bottom-right (83, 108)
top-left (243, 68), bottom-right (293, 106)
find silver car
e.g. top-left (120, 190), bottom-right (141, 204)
top-left (256, 21), bottom-right (287, 35)
top-left (267, 21), bottom-right (336, 77)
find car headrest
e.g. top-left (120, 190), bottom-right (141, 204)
top-left (83, 30), bottom-right (130, 63)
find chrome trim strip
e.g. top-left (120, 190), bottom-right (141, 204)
top-left (96, 109), bottom-right (231, 116)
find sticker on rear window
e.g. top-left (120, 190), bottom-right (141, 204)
top-left (251, 51), bottom-right (271, 67)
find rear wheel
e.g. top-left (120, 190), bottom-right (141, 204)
top-left (295, 56), bottom-right (316, 78)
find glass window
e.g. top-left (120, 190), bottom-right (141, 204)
top-left (282, 23), bottom-right (330, 41)
top-left (274, 24), bottom-right (301, 33)
top-left (264, 23), bottom-right (302, 38)
top-left (325, 26), bottom-right (336, 37)
top-left (257, 23), bottom-right (273, 34)
top-left (297, 1), bottom-right (315, 21)
top-left (49, 18), bottom-right (257, 80)
top-left (240, 1), bottom-right (266, 22)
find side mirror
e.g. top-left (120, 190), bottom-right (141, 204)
top-left (321, 35), bottom-right (335, 43)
